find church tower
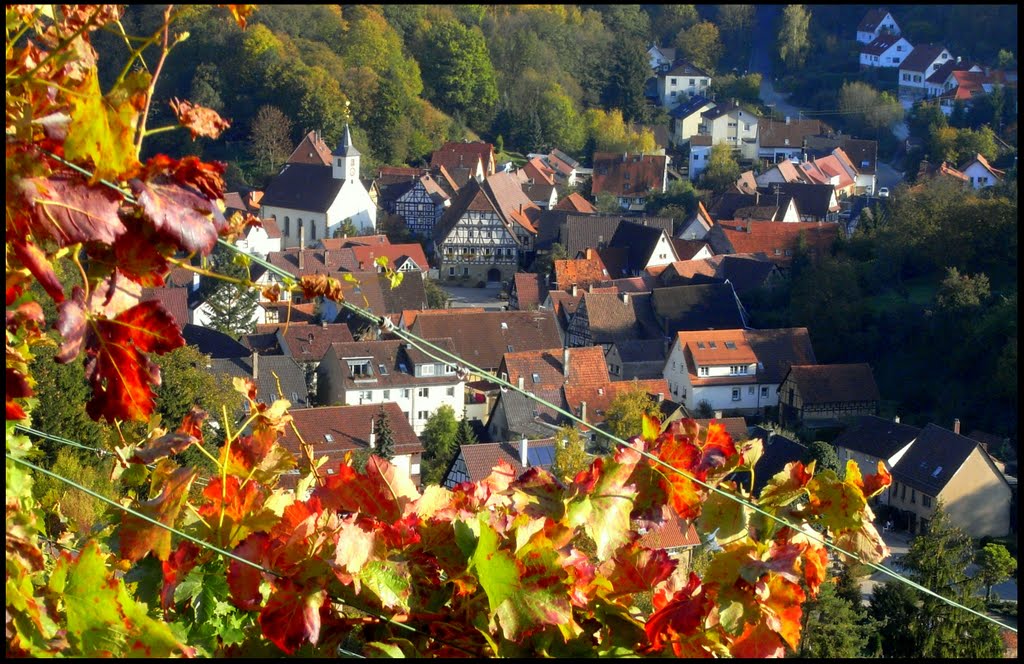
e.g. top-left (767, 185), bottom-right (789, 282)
top-left (331, 124), bottom-right (361, 181)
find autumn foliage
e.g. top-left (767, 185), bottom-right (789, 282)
top-left (6, 5), bottom-right (892, 658)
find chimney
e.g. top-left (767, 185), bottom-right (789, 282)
top-left (785, 116), bottom-right (791, 125)
top-left (622, 152), bottom-right (627, 163)
top-left (298, 247), bottom-right (305, 271)
top-left (563, 348), bottom-right (570, 379)
top-left (580, 400), bottom-right (587, 422)
top-left (714, 410), bottom-right (722, 419)
top-left (588, 283), bottom-right (595, 293)
top-left (324, 250), bottom-right (329, 265)
top-left (953, 418), bottom-right (960, 435)
top-left (369, 417), bottom-right (376, 449)
top-left (657, 392), bottom-right (664, 402)
top-left (620, 292), bottom-right (630, 305)
top-left (299, 223), bottom-right (305, 251)
top-left (520, 435), bottom-right (528, 468)
top-left (894, 415), bottom-right (900, 423)
top-left (518, 375), bottom-right (524, 391)
top-left (586, 248), bottom-right (593, 260)
top-left (571, 284), bottom-right (578, 297)
top-left (251, 351), bottom-right (259, 380)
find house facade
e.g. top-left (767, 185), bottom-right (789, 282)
top-left (591, 152), bottom-right (669, 212)
top-left (670, 96), bottom-right (716, 146)
top-left (657, 61), bottom-right (712, 109)
top-left (777, 363), bottom-right (880, 428)
top-left (898, 45), bottom-right (953, 99)
top-left (960, 153), bottom-right (1006, 189)
top-left (699, 102), bottom-right (759, 160)
top-left (317, 339), bottom-right (465, 435)
top-left (394, 174), bottom-right (450, 238)
top-left (860, 33), bottom-right (913, 68)
top-left (688, 136), bottom-right (713, 182)
top-left (832, 415), bottom-right (920, 504)
top-left (856, 9), bottom-right (901, 44)
top-left (260, 125), bottom-right (377, 247)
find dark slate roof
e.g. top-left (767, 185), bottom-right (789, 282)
top-left (891, 424), bottom-right (988, 495)
top-left (333, 124), bottom-right (360, 158)
top-left (241, 330), bottom-right (283, 355)
top-left (858, 8), bottom-right (892, 33)
top-left (746, 427), bottom-right (808, 493)
top-left (832, 415), bottom-right (921, 461)
top-left (494, 387), bottom-right (566, 439)
top-left (534, 209), bottom-right (570, 251)
top-left (614, 338), bottom-right (666, 363)
top-left (669, 95), bottom-right (714, 119)
top-left (609, 221), bottom-right (671, 276)
top-left (784, 364), bottom-right (880, 404)
top-left (709, 192), bottom-right (760, 220)
top-left (899, 44), bottom-right (947, 73)
top-left (410, 310), bottom-right (562, 371)
top-left (663, 60), bottom-right (710, 79)
top-left (260, 163), bottom-right (342, 213)
top-left (744, 327), bottom-right (816, 384)
top-left (563, 214), bottom-right (674, 258)
top-left (208, 354), bottom-right (310, 408)
top-left (650, 283), bottom-right (747, 333)
top-left (182, 323), bottom-right (250, 359)
top-left (756, 183), bottom-right (835, 220)
top-left (702, 100), bottom-right (741, 121)
top-left (716, 255), bottom-right (778, 295)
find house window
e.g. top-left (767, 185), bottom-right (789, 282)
top-left (669, 77), bottom-right (677, 86)
top-left (910, 488), bottom-right (916, 504)
top-left (748, 386), bottom-right (755, 395)
top-left (922, 495), bottom-right (932, 508)
top-left (417, 410), bottom-right (429, 420)
top-left (382, 389), bottom-right (390, 400)
top-left (418, 387), bottom-right (429, 397)
top-left (463, 267), bottom-right (470, 276)
top-left (446, 386), bottom-right (455, 397)
top-left (284, 216), bottom-right (290, 235)
top-left (689, 78), bottom-right (695, 85)
top-left (348, 361), bottom-right (372, 377)
top-left (731, 388), bottom-right (741, 401)
top-left (760, 386), bottom-right (769, 398)
top-left (448, 267), bottom-right (456, 276)
top-left (265, 308), bottom-right (279, 324)
top-left (698, 366), bottom-right (709, 376)
top-left (402, 388), bottom-right (411, 399)
top-left (681, 389), bottom-right (686, 399)
top-left (421, 365), bottom-right (435, 376)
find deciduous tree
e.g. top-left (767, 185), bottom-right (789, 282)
top-left (700, 142), bottom-right (741, 193)
top-left (552, 425), bottom-right (589, 482)
top-left (675, 21), bottom-right (722, 75)
top-left (778, 5), bottom-right (811, 71)
top-left (420, 403), bottom-right (459, 484)
top-left (975, 542), bottom-right (1016, 602)
top-left (603, 384), bottom-right (663, 449)
top-left (249, 105), bottom-right (293, 176)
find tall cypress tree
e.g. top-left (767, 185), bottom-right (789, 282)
top-left (374, 406), bottom-right (395, 461)
top-left (201, 243), bottom-right (258, 338)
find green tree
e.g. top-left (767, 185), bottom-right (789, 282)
top-left (32, 448), bottom-right (114, 537)
top-left (700, 142), bottom-right (741, 193)
top-left (296, 66), bottom-right (349, 146)
top-left (595, 190), bottom-right (621, 213)
top-left (868, 580), bottom-right (920, 658)
top-left (804, 440), bottom-right (841, 475)
top-left (373, 406), bottom-right (395, 461)
top-left (454, 416), bottom-right (478, 447)
top-left (975, 543), bottom-right (1017, 602)
top-left (717, 5), bottom-right (754, 54)
top-left (424, 278), bottom-right (450, 309)
top-left (696, 400), bottom-right (715, 419)
top-left (420, 404), bottom-right (459, 485)
top-left (778, 5), bottom-right (811, 71)
top-left (600, 4), bottom-right (651, 43)
top-left (675, 21), bottom-right (722, 75)
top-left (335, 218), bottom-right (359, 238)
top-left (899, 504), bottom-right (1004, 658)
top-left (838, 82), bottom-right (904, 135)
top-left (603, 384), bottom-right (662, 451)
top-left (935, 267), bottom-right (990, 312)
top-left (601, 41), bottom-right (650, 123)
top-left (537, 84), bottom-right (586, 154)
top-left (996, 48), bottom-right (1016, 69)
top-left (953, 125), bottom-right (999, 163)
top-left (653, 5), bottom-right (698, 46)
top-left (797, 582), bottom-right (869, 658)
top-left (552, 425), bottom-right (589, 482)
top-left (201, 244), bottom-right (258, 338)
top-left (418, 18), bottom-right (499, 129)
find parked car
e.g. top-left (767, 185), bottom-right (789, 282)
top-left (878, 187), bottom-right (890, 198)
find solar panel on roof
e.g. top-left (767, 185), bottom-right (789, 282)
top-left (527, 445), bottom-right (555, 467)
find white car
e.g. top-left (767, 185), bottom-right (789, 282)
top-left (878, 187), bottom-right (890, 198)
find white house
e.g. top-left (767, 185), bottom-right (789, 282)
top-left (688, 136), bottom-right (713, 183)
top-left (898, 45), bottom-right (952, 99)
top-left (647, 45), bottom-right (676, 73)
top-left (317, 338), bottom-right (465, 435)
top-left (860, 33), bottom-right (913, 68)
top-left (856, 9), bottom-right (901, 45)
top-left (233, 218), bottom-right (282, 259)
top-left (657, 61), bottom-right (712, 109)
top-left (663, 327), bottom-right (816, 414)
top-left (670, 95), bottom-right (716, 147)
top-left (699, 101), bottom-right (759, 160)
top-left (959, 154), bottom-right (1006, 189)
top-left (260, 125), bottom-right (377, 248)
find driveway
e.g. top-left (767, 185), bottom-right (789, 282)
top-left (439, 284), bottom-right (506, 310)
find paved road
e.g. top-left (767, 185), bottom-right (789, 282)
top-left (439, 284), bottom-right (506, 310)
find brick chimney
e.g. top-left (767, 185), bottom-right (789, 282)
top-left (620, 292), bottom-right (630, 305)
top-left (953, 418), bottom-right (960, 434)
top-left (299, 223), bottom-right (305, 252)
top-left (571, 284), bottom-right (578, 297)
top-left (580, 400), bottom-right (587, 422)
top-left (894, 415), bottom-right (900, 423)
top-left (517, 375), bottom-right (524, 391)
top-left (369, 417), bottom-right (376, 449)
top-left (251, 351), bottom-right (259, 380)
top-left (520, 435), bottom-right (528, 467)
top-left (563, 348), bottom-right (570, 379)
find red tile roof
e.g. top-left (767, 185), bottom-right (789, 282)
top-left (554, 250), bottom-right (610, 290)
top-left (400, 308), bottom-right (486, 329)
top-left (348, 243), bottom-right (429, 272)
top-left (277, 322), bottom-right (355, 362)
top-left (564, 379), bottom-right (669, 427)
top-left (521, 157), bottom-right (556, 186)
top-left (140, 287), bottom-right (189, 330)
top-left (512, 272), bottom-right (549, 310)
top-left (260, 217), bottom-right (282, 239)
top-left (318, 235), bottom-right (390, 250)
top-left (501, 346), bottom-right (609, 390)
top-left (430, 141), bottom-right (495, 177)
top-left (637, 517), bottom-right (701, 550)
top-left (717, 221), bottom-right (838, 266)
top-left (553, 192), bottom-right (598, 214)
top-left (260, 302), bottom-right (319, 325)
top-left (450, 438), bottom-right (558, 484)
top-left (671, 239), bottom-right (712, 261)
top-left (591, 152), bottom-right (667, 200)
top-left (287, 130), bottom-right (332, 166)
top-left (677, 329), bottom-right (757, 365)
top-left (409, 310), bottom-right (562, 371)
top-left (279, 403), bottom-right (423, 484)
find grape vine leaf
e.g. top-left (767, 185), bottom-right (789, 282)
top-left (258, 584), bottom-right (326, 654)
top-left (169, 97), bottom-right (231, 139)
top-left (120, 467), bottom-right (197, 562)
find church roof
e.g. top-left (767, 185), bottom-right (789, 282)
top-left (332, 124), bottom-right (360, 158)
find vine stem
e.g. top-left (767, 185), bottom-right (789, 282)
top-left (133, 4), bottom-right (173, 157)
top-left (15, 7), bottom-right (101, 82)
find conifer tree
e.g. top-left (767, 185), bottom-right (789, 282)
top-left (374, 406), bottom-right (395, 461)
top-left (454, 416), bottom-right (478, 447)
top-left (201, 243), bottom-right (258, 338)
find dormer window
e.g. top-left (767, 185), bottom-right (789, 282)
top-left (347, 360), bottom-right (373, 377)
top-left (698, 366), bottom-right (709, 376)
top-left (421, 364), bottom-right (435, 376)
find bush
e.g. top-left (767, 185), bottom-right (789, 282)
top-left (475, 280), bottom-right (486, 288)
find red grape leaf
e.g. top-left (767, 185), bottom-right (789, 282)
top-left (314, 456), bottom-right (419, 523)
top-left (597, 541), bottom-right (676, 599)
top-left (120, 467), bottom-right (197, 562)
top-left (83, 300), bottom-right (185, 422)
top-left (729, 619), bottom-right (785, 658)
top-left (129, 431), bottom-right (196, 465)
top-left (758, 460), bottom-right (815, 508)
top-left (762, 575), bottom-right (804, 650)
top-left (259, 584), bottom-right (326, 654)
top-left (645, 572), bottom-right (713, 654)
top-left (844, 459), bottom-right (892, 499)
top-left (14, 173), bottom-right (125, 246)
top-left (198, 476), bottom-right (274, 548)
top-left (128, 178), bottom-right (224, 255)
top-left (228, 533), bottom-right (270, 611)
top-left (160, 541), bottom-right (200, 614)
top-left (223, 4), bottom-right (256, 29)
top-left (12, 239), bottom-right (65, 303)
top-left (169, 97), bottom-right (231, 139)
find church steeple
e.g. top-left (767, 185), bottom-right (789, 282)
top-left (332, 124), bottom-right (361, 181)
